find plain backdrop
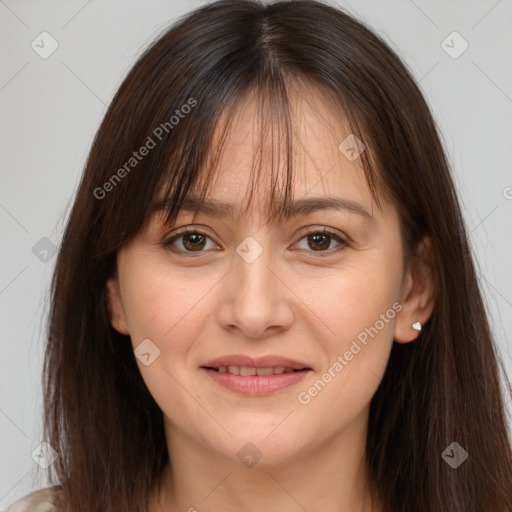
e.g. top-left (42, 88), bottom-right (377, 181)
top-left (1, 0), bottom-right (511, 507)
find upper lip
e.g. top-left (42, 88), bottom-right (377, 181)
top-left (201, 355), bottom-right (311, 370)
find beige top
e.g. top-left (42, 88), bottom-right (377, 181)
top-left (5, 487), bottom-right (58, 512)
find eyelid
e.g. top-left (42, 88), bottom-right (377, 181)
top-left (294, 225), bottom-right (347, 242)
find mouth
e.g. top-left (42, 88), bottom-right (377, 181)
top-left (202, 365), bottom-right (309, 376)
top-left (199, 356), bottom-right (312, 396)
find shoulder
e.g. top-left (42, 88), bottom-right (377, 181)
top-left (5, 486), bottom-right (59, 512)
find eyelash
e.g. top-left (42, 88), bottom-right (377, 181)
top-left (162, 226), bottom-right (349, 257)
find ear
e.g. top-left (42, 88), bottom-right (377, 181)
top-left (105, 276), bottom-right (130, 335)
top-left (394, 235), bottom-right (437, 343)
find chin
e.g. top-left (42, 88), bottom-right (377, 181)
top-left (219, 427), bottom-right (307, 467)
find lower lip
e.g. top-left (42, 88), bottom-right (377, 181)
top-left (201, 368), bottom-right (310, 396)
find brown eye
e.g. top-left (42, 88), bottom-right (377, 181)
top-left (181, 232), bottom-right (207, 251)
top-left (163, 229), bottom-right (218, 253)
top-left (307, 233), bottom-right (331, 251)
top-left (294, 229), bottom-right (348, 255)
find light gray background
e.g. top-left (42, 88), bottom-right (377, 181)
top-left (1, 0), bottom-right (511, 507)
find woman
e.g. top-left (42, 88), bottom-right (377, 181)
top-left (7, 0), bottom-right (512, 511)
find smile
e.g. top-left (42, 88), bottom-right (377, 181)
top-left (208, 365), bottom-right (303, 375)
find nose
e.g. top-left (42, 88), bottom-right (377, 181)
top-left (215, 238), bottom-right (294, 339)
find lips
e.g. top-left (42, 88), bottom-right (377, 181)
top-left (200, 354), bottom-right (312, 396)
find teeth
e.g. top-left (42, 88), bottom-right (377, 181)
top-left (256, 367), bottom-right (274, 376)
top-left (217, 366), bottom-right (300, 376)
top-left (239, 366), bottom-right (257, 376)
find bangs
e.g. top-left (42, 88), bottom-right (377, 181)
top-left (145, 74), bottom-right (385, 234)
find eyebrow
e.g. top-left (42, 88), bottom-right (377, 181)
top-left (151, 195), bottom-right (373, 221)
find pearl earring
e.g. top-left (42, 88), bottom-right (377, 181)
top-left (412, 321), bottom-right (422, 332)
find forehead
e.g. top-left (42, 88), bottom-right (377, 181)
top-left (202, 82), bottom-right (373, 214)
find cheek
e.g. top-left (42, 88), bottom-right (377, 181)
top-left (118, 260), bottom-right (219, 408)
top-left (301, 259), bottom-right (401, 345)
top-left (119, 259), bottom-right (212, 346)
top-left (293, 290), bottom-right (397, 443)
top-left (121, 276), bottom-right (171, 341)
top-left (119, 265), bottom-right (211, 425)
top-left (293, 258), bottom-right (401, 412)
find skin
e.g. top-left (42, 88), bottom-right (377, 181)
top-left (106, 84), bottom-right (436, 512)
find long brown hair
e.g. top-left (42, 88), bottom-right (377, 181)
top-left (42, 1), bottom-right (512, 511)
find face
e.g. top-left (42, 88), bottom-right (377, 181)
top-left (106, 84), bottom-right (433, 467)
